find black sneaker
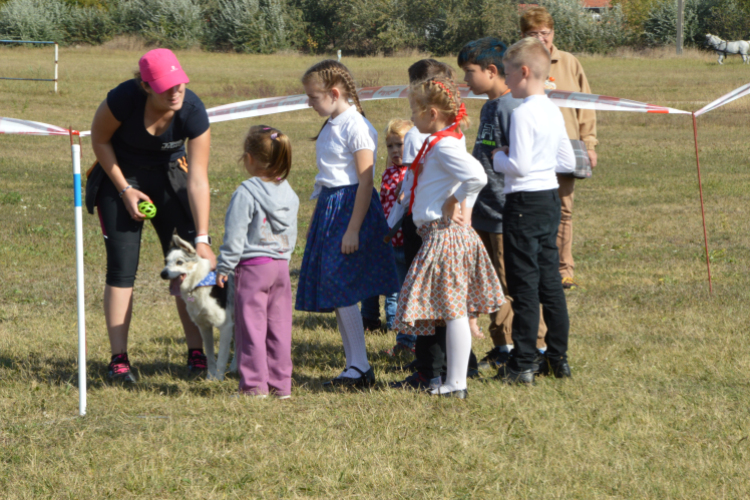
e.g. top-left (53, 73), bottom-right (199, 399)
top-left (108, 353), bottom-right (137, 383)
top-left (538, 355), bottom-right (572, 378)
top-left (478, 347), bottom-right (510, 370)
top-left (323, 366), bottom-right (375, 389)
top-left (362, 317), bottom-right (382, 332)
top-left (495, 364), bottom-right (535, 385)
top-left (187, 349), bottom-right (208, 374)
top-left (386, 358), bottom-right (419, 373)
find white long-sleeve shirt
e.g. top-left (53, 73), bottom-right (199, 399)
top-left (400, 126), bottom-right (470, 212)
top-left (411, 136), bottom-right (487, 227)
top-left (493, 94), bottom-right (575, 194)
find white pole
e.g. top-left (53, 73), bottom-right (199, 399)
top-left (676, 0), bottom-right (684, 55)
top-left (337, 49), bottom-right (341, 62)
top-left (54, 43), bottom-right (58, 93)
top-left (70, 132), bottom-right (86, 416)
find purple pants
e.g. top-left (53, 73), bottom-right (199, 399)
top-left (234, 259), bottom-right (293, 396)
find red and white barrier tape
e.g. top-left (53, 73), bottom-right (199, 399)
top-left (0, 116), bottom-right (71, 136)
top-left (7, 81), bottom-right (750, 136)
top-left (694, 82), bottom-right (750, 117)
top-left (205, 84), bottom-right (690, 122)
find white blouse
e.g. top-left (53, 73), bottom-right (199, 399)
top-left (400, 126), bottom-right (468, 210)
top-left (312, 105), bottom-right (378, 199)
top-left (411, 136), bottom-right (487, 228)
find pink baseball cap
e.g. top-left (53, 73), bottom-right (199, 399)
top-left (138, 49), bottom-right (189, 94)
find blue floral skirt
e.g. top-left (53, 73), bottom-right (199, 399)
top-left (295, 184), bottom-right (399, 312)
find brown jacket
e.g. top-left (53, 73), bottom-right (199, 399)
top-left (548, 45), bottom-right (598, 151)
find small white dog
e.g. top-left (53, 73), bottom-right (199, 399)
top-left (161, 232), bottom-right (236, 381)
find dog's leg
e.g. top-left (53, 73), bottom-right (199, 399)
top-left (216, 319), bottom-right (233, 381)
top-left (200, 325), bottom-right (218, 380)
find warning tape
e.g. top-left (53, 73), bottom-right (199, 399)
top-left (694, 82), bottom-right (750, 117)
top-left (4, 82), bottom-right (749, 136)
top-left (0, 116), bottom-right (71, 136)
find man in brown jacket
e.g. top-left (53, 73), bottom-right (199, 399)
top-left (521, 6), bottom-right (598, 290)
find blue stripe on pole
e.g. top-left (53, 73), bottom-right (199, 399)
top-left (0, 40), bottom-right (55, 44)
top-left (73, 173), bottom-right (81, 207)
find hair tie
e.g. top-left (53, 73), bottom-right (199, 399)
top-left (262, 127), bottom-right (271, 131)
top-left (270, 133), bottom-right (278, 140)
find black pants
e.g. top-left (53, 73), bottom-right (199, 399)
top-left (403, 214), bottom-right (477, 379)
top-left (96, 166), bottom-right (195, 288)
top-left (503, 189), bottom-right (569, 371)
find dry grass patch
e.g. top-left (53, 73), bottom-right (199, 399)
top-left (2, 47), bottom-right (750, 499)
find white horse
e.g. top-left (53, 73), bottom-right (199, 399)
top-left (705, 33), bottom-right (750, 65)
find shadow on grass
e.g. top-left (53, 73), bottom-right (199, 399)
top-left (293, 313), bottom-right (338, 331)
top-left (0, 335), bottom-right (373, 395)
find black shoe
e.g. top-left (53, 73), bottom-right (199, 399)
top-left (389, 371), bottom-right (436, 391)
top-left (495, 364), bottom-right (535, 385)
top-left (467, 367), bottom-right (480, 379)
top-left (531, 351), bottom-right (545, 375)
top-left (539, 355), bottom-right (572, 378)
top-left (478, 347), bottom-right (510, 370)
top-left (323, 366), bottom-right (375, 389)
top-left (435, 388), bottom-right (468, 399)
top-left (362, 317), bottom-right (382, 332)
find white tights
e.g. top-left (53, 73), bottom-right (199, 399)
top-left (432, 316), bottom-right (471, 394)
top-left (335, 305), bottom-right (370, 378)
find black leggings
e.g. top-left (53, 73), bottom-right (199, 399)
top-left (96, 167), bottom-right (195, 288)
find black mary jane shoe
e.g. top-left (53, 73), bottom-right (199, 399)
top-left (434, 388), bottom-right (468, 399)
top-left (322, 366), bottom-right (375, 390)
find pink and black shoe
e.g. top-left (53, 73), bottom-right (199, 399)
top-left (108, 353), bottom-right (136, 383)
top-left (187, 349), bottom-right (208, 375)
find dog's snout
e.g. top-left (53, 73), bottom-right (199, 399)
top-left (160, 270), bottom-right (170, 280)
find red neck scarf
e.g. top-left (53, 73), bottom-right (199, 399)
top-left (408, 102), bottom-right (467, 214)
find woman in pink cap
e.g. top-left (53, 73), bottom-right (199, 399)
top-left (86, 48), bottom-right (214, 383)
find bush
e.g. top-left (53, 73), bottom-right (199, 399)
top-left (205, 0), bottom-right (287, 53)
top-left (0, 0), bottom-right (68, 42)
top-left (110, 0), bottom-right (204, 50)
top-left (642, 0), bottom-right (707, 47)
top-left (62, 5), bottom-right (115, 45)
top-left (539, 0), bottom-right (630, 53)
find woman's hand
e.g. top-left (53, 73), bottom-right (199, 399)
top-left (341, 229), bottom-right (359, 254)
top-left (442, 195), bottom-right (464, 225)
top-left (217, 273), bottom-right (228, 288)
top-left (196, 243), bottom-right (217, 269)
top-left (121, 188), bottom-right (152, 221)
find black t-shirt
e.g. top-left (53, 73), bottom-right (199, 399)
top-left (107, 79), bottom-right (210, 169)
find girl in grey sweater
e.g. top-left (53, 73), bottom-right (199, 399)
top-left (217, 126), bottom-right (299, 398)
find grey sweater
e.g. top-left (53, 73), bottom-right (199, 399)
top-left (216, 177), bottom-right (299, 276)
top-left (471, 92), bottom-right (522, 233)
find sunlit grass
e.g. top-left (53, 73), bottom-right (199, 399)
top-left (2, 45), bottom-right (750, 498)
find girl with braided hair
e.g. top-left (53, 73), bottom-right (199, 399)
top-left (394, 77), bottom-right (505, 399)
top-left (295, 60), bottom-right (399, 389)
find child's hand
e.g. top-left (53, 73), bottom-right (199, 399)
top-left (442, 196), bottom-right (464, 225)
top-left (217, 274), bottom-right (228, 288)
top-left (491, 146), bottom-right (509, 158)
top-left (341, 229), bottom-right (359, 254)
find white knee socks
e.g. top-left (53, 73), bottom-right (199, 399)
top-left (432, 316), bottom-right (471, 394)
top-left (335, 305), bottom-right (370, 378)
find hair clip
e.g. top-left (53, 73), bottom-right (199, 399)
top-left (270, 133), bottom-right (278, 140)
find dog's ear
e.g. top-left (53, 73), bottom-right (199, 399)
top-left (171, 231), bottom-right (196, 256)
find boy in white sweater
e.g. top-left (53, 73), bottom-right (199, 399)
top-left (492, 37), bottom-right (575, 384)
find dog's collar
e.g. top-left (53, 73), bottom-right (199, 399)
top-left (193, 271), bottom-right (217, 289)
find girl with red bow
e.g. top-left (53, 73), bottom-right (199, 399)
top-left (394, 77), bottom-right (505, 399)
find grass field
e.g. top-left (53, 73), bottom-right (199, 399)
top-left (3, 44), bottom-right (750, 498)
